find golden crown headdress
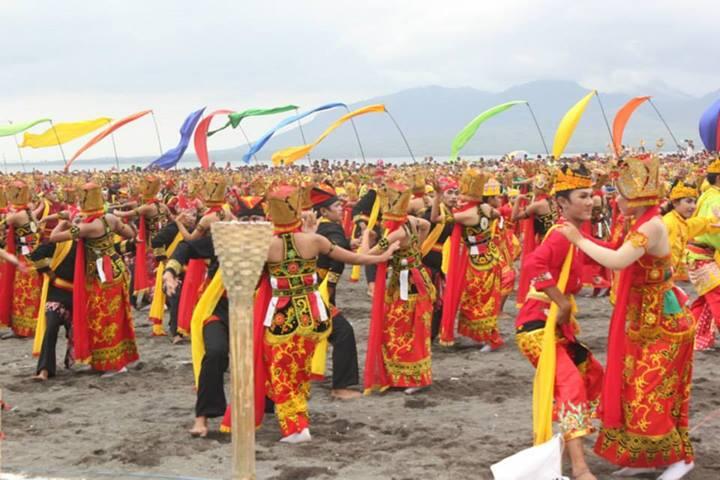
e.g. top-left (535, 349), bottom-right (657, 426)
top-left (616, 154), bottom-right (661, 207)
top-left (203, 175), bottom-right (228, 206)
top-left (483, 177), bottom-right (501, 197)
top-left (553, 164), bottom-right (593, 193)
top-left (79, 182), bottom-right (105, 214)
top-left (140, 174), bottom-right (161, 201)
top-left (707, 156), bottom-right (720, 174)
top-left (266, 184), bottom-right (303, 233)
top-left (380, 180), bottom-right (412, 221)
top-left (669, 181), bottom-right (698, 201)
top-left (7, 180), bottom-right (31, 207)
top-left (459, 168), bottom-right (489, 201)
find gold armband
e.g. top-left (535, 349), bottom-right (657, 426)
top-left (70, 225), bottom-right (80, 240)
top-left (378, 237), bottom-right (389, 252)
top-left (165, 259), bottom-right (182, 277)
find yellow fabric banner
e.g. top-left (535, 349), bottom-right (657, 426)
top-left (272, 104), bottom-right (386, 166)
top-left (21, 117), bottom-right (112, 148)
top-left (191, 271), bottom-right (225, 387)
top-left (33, 241), bottom-right (73, 356)
top-left (148, 233), bottom-right (183, 336)
top-left (532, 243), bottom-right (575, 445)
top-left (551, 91), bottom-right (596, 159)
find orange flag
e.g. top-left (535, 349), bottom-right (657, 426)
top-left (612, 96), bottom-right (650, 155)
top-left (66, 110), bottom-right (153, 170)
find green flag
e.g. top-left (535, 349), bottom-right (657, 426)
top-left (450, 101), bottom-right (526, 159)
top-left (0, 118), bottom-right (51, 137)
top-left (207, 105), bottom-right (299, 137)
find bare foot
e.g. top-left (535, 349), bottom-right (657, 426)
top-left (189, 417), bottom-right (209, 438)
top-left (573, 470), bottom-right (597, 480)
top-left (32, 370), bottom-right (49, 381)
top-left (171, 335), bottom-right (186, 345)
top-left (331, 389), bottom-right (362, 400)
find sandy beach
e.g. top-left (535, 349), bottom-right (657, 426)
top-left (1, 276), bottom-right (719, 480)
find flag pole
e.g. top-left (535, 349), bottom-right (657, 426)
top-left (525, 103), bottom-right (550, 156)
top-left (110, 132), bottom-right (121, 170)
top-left (150, 111), bottom-right (164, 155)
top-left (343, 107), bottom-right (367, 164)
top-left (238, 125), bottom-right (259, 163)
top-left (385, 109), bottom-right (415, 163)
top-left (594, 92), bottom-right (616, 156)
top-left (647, 99), bottom-right (682, 152)
top-left (48, 120), bottom-right (67, 166)
top-left (294, 107), bottom-right (312, 164)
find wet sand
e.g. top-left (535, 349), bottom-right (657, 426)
top-left (1, 277), bottom-right (719, 480)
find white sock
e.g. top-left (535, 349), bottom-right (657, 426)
top-left (657, 461), bottom-right (694, 480)
top-left (280, 428), bottom-right (312, 444)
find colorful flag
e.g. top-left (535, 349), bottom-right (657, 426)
top-left (552, 90), bottom-right (596, 159)
top-left (146, 108), bottom-right (205, 170)
top-left (0, 118), bottom-right (51, 137)
top-left (272, 104), bottom-right (385, 166)
top-left (450, 101), bottom-right (527, 159)
top-left (242, 103), bottom-right (347, 163)
top-left (21, 117), bottom-right (111, 148)
top-left (66, 110), bottom-right (153, 170)
top-left (612, 96), bottom-right (651, 155)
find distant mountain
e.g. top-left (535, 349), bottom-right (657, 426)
top-left (21, 80), bottom-right (718, 170)
top-left (201, 80), bottom-right (717, 163)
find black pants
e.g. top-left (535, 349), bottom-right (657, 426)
top-left (195, 319), bottom-right (229, 418)
top-left (329, 313), bottom-right (359, 389)
top-left (36, 307), bottom-right (72, 377)
top-left (167, 291), bottom-right (181, 337)
top-left (365, 264), bottom-right (377, 284)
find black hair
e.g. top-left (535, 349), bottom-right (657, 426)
top-left (708, 173), bottom-right (718, 186)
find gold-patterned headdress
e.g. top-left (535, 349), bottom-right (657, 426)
top-left (669, 181), bottom-right (699, 201)
top-left (459, 168), bottom-right (489, 201)
top-left (204, 175), bottom-right (228, 206)
top-left (707, 156), bottom-right (720, 174)
top-left (266, 185), bottom-right (302, 233)
top-left (616, 154), bottom-right (661, 207)
top-left (7, 180), bottom-right (31, 207)
top-left (79, 182), bottom-right (105, 215)
top-left (553, 164), bottom-right (593, 193)
top-left (381, 180), bottom-right (411, 221)
top-left (482, 177), bottom-right (501, 197)
top-left (140, 174), bottom-right (161, 201)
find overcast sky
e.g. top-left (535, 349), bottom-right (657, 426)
top-left (1, 0), bottom-right (718, 163)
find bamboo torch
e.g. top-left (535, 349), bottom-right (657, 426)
top-left (211, 221), bottom-right (272, 480)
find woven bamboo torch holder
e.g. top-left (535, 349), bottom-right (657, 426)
top-left (211, 221), bottom-right (272, 480)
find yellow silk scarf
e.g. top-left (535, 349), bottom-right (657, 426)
top-left (33, 241), bottom-right (73, 356)
top-left (532, 244), bottom-right (575, 445)
top-left (148, 233), bottom-right (183, 335)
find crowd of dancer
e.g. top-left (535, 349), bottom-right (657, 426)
top-left (2, 148), bottom-right (719, 479)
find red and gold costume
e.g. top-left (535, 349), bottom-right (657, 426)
top-left (515, 165), bottom-right (604, 442)
top-left (0, 181), bottom-right (42, 337)
top-left (440, 169), bottom-right (502, 348)
top-left (71, 183), bottom-right (139, 371)
top-left (516, 173), bottom-right (558, 306)
top-left (365, 181), bottom-right (435, 392)
top-left (256, 185), bottom-right (330, 437)
top-left (595, 155), bottom-right (695, 468)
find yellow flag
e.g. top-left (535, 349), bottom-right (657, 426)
top-left (551, 91), bottom-right (596, 159)
top-left (272, 104), bottom-right (386, 166)
top-left (21, 117), bottom-right (112, 148)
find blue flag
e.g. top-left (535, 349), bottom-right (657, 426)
top-left (699, 98), bottom-right (720, 152)
top-left (242, 103), bottom-right (347, 163)
top-left (147, 107), bottom-right (206, 169)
